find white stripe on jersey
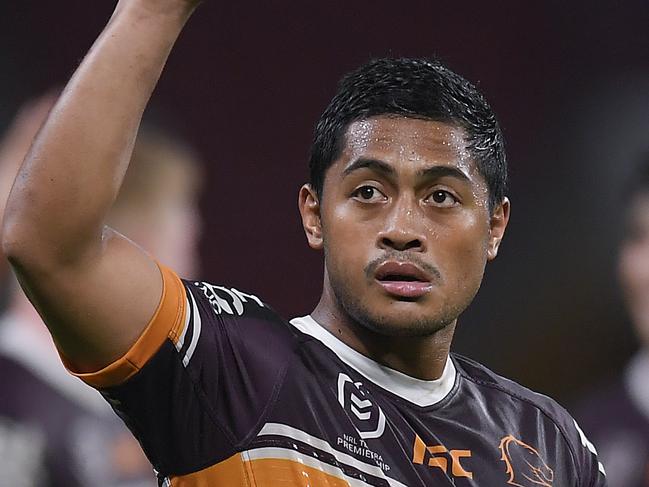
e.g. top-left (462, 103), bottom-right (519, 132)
top-left (243, 447), bottom-right (379, 487)
top-left (258, 422), bottom-right (408, 487)
top-left (573, 419), bottom-right (606, 475)
top-left (182, 290), bottom-right (202, 367)
top-left (174, 295), bottom-right (192, 353)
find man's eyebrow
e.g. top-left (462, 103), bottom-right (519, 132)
top-left (342, 158), bottom-right (472, 183)
top-left (417, 165), bottom-right (471, 183)
top-left (342, 158), bottom-right (395, 177)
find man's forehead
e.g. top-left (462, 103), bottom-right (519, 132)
top-left (341, 116), bottom-right (476, 176)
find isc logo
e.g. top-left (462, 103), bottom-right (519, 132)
top-left (412, 434), bottom-right (473, 479)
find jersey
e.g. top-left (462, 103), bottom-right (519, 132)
top-left (66, 265), bottom-right (607, 486)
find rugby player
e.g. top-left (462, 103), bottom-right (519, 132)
top-left (2, 0), bottom-right (608, 485)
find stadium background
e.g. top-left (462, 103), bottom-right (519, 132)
top-left (1, 0), bottom-right (648, 406)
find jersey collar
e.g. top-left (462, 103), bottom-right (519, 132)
top-left (290, 315), bottom-right (457, 408)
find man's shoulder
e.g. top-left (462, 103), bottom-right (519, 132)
top-left (177, 277), bottom-right (300, 386)
top-left (181, 277), bottom-right (300, 348)
top-left (183, 278), bottom-right (289, 325)
top-left (452, 353), bottom-right (580, 434)
top-left (452, 353), bottom-right (607, 484)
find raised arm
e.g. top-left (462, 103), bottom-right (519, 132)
top-left (1, 0), bottom-right (200, 372)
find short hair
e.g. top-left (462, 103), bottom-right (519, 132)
top-left (308, 57), bottom-right (507, 210)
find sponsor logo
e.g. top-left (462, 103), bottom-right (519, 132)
top-left (337, 373), bottom-right (386, 439)
top-left (412, 434), bottom-right (473, 479)
top-left (194, 282), bottom-right (264, 315)
top-left (499, 435), bottom-right (553, 486)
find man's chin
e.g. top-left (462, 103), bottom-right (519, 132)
top-left (329, 278), bottom-right (456, 337)
top-left (351, 308), bottom-right (454, 338)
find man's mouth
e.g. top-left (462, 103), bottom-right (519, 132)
top-left (374, 261), bottom-right (434, 299)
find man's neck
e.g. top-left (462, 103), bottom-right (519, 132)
top-left (311, 287), bottom-right (455, 381)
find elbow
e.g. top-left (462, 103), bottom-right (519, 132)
top-left (2, 213), bottom-right (31, 265)
top-left (2, 185), bottom-right (33, 262)
top-left (2, 206), bottom-right (100, 271)
top-left (1, 200), bottom-right (46, 269)
top-left (2, 217), bottom-right (59, 277)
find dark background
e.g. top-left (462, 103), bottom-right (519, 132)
top-left (2, 0), bottom-right (649, 407)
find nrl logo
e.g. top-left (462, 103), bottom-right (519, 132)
top-left (337, 373), bottom-right (386, 440)
top-left (498, 435), bottom-right (554, 486)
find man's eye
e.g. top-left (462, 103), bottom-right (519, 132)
top-left (352, 186), bottom-right (384, 202)
top-left (428, 190), bottom-right (458, 207)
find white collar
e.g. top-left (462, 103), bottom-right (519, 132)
top-left (0, 313), bottom-right (111, 416)
top-left (290, 315), bottom-right (457, 407)
top-left (625, 349), bottom-right (649, 421)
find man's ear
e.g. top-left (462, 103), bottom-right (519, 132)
top-left (298, 184), bottom-right (323, 250)
top-left (487, 197), bottom-right (510, 260)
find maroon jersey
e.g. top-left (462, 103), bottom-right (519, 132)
top-left (66, 266), bottom-right (607, 486)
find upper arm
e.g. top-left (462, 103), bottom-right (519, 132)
top-left (10, 226), bottom-right (163, 373)
top-left (73, 271), bottom-right (294, 476)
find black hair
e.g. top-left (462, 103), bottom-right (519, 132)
top-left (308, 57), bottom-right (507, 211)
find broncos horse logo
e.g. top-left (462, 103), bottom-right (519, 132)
top-left (499, 435), bottom-right (554, 486)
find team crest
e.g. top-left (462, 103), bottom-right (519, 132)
top-left (337, 373), bottom-right (386, 439)
top-left (498, 435), bottom-right (553, 486)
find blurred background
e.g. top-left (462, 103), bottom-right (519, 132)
top-left (1, 0), bottom-right (648, 414)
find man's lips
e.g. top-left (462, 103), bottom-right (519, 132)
top-left (374, 261), bottom-right (434, 298)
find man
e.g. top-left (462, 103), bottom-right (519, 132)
top-left (2, 0), bottom-right (606, 485)
top-left (0, 95), bottom-right (201, 486)
top-left (575, 156), bottom-right (649, 487)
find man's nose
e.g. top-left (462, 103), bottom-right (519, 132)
top-left (376, 197), bottom-right (427, 252)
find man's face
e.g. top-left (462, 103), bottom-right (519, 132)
top-left (619, 191), bottom-right (649, 348)
top-left (301, 116), bottom-right (509, 336)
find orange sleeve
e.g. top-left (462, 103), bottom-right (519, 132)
top-left (66, 263), bottom-right (188, 388)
